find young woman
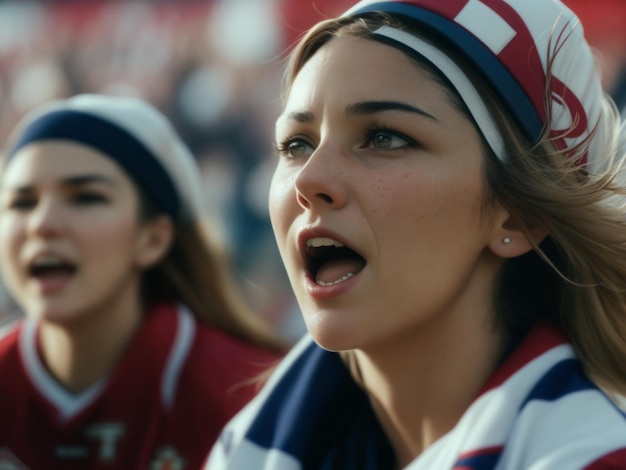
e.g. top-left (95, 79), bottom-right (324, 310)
top-left (207, 0), bottom-right (626, 468)
top-left (0, 94), bottom-right (284, 469)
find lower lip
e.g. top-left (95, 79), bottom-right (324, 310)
top-left (305, 270), bottom-right (362, 299)
top-left (33, 274), bottom-right (73, 294)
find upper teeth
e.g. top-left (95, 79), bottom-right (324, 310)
top-left (306, 237), bottom-right (344, 248)
top-left (32, 256), bottom-right (64, 267)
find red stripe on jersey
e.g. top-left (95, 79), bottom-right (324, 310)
top-left (477, 321), bottom-right (568, 395)
top-left (584, 448), bottom-right (626, 469)
top-left (455, 445), bottom-right (505, 462)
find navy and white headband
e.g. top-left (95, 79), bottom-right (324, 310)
top-left (6, 94), bottom-right (204, 221)
top-left (343, 0), bottom-right (607, 170)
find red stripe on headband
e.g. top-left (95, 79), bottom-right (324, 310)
top-left (364, 0), bottom-right (591, 158)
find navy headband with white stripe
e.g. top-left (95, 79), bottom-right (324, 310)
top-left (7, 109), bottom-right (181, 219)
top-left (347, 1), bottom-right (543, 144)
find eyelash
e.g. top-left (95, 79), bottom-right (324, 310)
top-left (71, 192), bottom-right (107, 204)
top-left (362, 126), bottom-right (417, 150)
top-left (274, 139), bottom-right (294, 155)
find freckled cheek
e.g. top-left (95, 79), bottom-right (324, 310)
top-left (371, 177), bottom-right (441, 218)
top-left (374, 177), bottom-right (476, 235)
top-left (416, 182), bottom-right (484, 244)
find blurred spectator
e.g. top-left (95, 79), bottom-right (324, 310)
top-left (0, 93), bottom-right (284, 468)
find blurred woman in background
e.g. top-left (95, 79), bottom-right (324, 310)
top-left (0, 94), bottom-right (284, 469)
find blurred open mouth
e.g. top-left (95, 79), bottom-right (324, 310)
top-left (28, 255), bottom-right (76, 292)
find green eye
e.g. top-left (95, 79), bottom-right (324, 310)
top-left (289, 141), bottom-right (308, 157)
top-left (372, 133), bottom-right (395, 149)
top-left (365, 129), bottom-right (412, 150)
top-left (278, 139), bottom-right (315, 159)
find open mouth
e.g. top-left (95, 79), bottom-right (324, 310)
top-left (29, 256), bottom-right (76, 280)
top-left (305, 237), bottom-right (366, 286)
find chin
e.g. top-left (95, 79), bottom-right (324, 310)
top-left (305, 316), bottom-right (361, 353)
top-left (27, 302), bottom-right (81, 326)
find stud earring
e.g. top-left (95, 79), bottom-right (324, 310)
top-left (503, 237), bottom-right (511, 244)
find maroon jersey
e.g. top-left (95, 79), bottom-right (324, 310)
top-left (0, 303), bottom-right (281, 469)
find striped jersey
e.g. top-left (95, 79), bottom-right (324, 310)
top-left (206, 321), bottom-right (626, 469)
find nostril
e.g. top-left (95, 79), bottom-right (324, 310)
top-left (296, 191), bottom-right (334, 208)
top-left (296, 191), bottom-right (310, 209)
top-left (317, 193), bottom-right (333, 204)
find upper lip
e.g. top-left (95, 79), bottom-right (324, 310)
top-left (297, 227), bottom-right (353, 258)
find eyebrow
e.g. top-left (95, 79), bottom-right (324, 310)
top-left (62, 174), bottom-right (118, 187)
top-left (285, 100), bottom-right (438, 123)
top-left (5, 174), bottom-right (118, 193)
top-left (346, 101), bottom-right (438, 120)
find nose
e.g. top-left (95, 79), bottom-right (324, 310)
top-left (294, 144), bottom-right (349, 211)
top-left (27, 197), bottom-right (64, 238)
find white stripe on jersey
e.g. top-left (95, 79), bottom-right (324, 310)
top-left (161, 304), bottom-right (195, 409)
top-left (19, 318), bottom-right (106, 422)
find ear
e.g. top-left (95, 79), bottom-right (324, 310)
top-left (487, 201), bottom-right (548, 258)
top-left (134, 215), bottom-right (174, 269)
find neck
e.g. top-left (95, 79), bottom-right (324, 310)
top-left (354, 304), bottom-right (504, 467)
top-left (38, 293), bottom-right (144, 394)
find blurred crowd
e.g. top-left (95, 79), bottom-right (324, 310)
top-left (564, 0), bottom-right (626, 112)
top-left (0, 0), bottom-right (623, 341)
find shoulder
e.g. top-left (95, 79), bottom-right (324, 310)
top-left (174, 306), bottom-right (284, 411)
top-left (501, 346), bottom-right (626, 467)
top-left (186, 321), bottom-right (282, 402)
top-left (191, 318), bottom-right (283, 370)
top-left (152, 302), bottom-right (282, 379)
top-left (204, 335), bottom-right (359, 469)
top-left (204, 334), bottom-right (323, 469)
top-left (502, 391), bottom-right (626, 468)
top-left (450, 323), bottom-right (626, 469)
top-left (0, 319), bottom-right (24, 380)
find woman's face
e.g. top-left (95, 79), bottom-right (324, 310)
top-left (0, 141), bottom-right (161, 324)
top-left (270, 35), bottom-right (508, 352)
